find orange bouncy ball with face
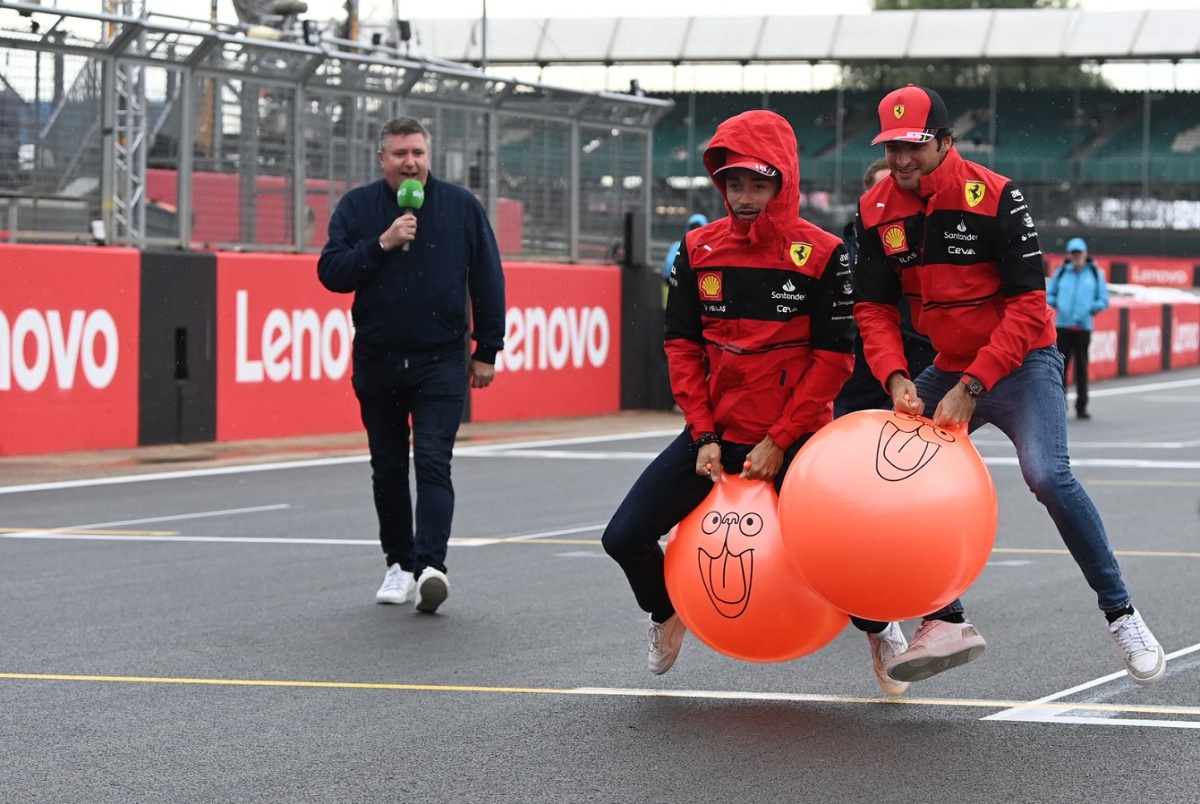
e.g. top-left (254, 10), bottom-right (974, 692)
top-left (778, 410), bottom-right (998, 622)
top-left (664, 472), bottom-right (848, 663)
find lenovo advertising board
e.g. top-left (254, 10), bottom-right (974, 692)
top-left (0, 245), bottom-right (140, 455)
top-left (471, 262), bottom-right (622, 422)
top-left (215, 253), bottom-right (359, 441)
top-left (1167, 300), bottom-right (1200, 369)
top-left (1118, 300), bottom-right (1166, 376)
top-left (1086, 306), bottom-right (1120, 382)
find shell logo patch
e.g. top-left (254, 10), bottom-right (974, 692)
top-left (893, 104), bottom-right (906, 120)
top-left (698, 271), bottom-right (723, 301)
top-left (965, 181), bottom-right (986, 208)
top-left (789, 242), bottom-right (813, 267)
top-left (882, 223), bottom-right (908, 256)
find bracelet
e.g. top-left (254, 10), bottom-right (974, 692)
top-left (693, 432), bottom-right (720, 448)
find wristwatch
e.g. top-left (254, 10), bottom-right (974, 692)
top-left (961, 375), bottom-right (985, 397)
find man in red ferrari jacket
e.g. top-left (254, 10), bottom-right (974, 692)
top-left (853, 85), bottom-right (1165, 688)
top-left (602, 109), bottom-right (856, 676)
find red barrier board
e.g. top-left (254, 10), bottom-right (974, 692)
top-left (471, 262), bottom-right (622, 422)
top-left (1168, 301), bottom-right (1200, 369)
top-left (1086, 307), bottom-right (1120, 381)
top-left (1123, 256), bottom-right (1196, 289)
top-left (1119, 300), bottom-right (1166, 376)
top-left (215, 253), bottom-right (360, 441)
top-left (0, 245), bottom-right (140, 455)
top-left (147, 169), bottom-right (339, 250)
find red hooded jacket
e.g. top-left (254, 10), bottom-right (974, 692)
top-left (854, 147), bottom-right (1056, 392)
top-left (664, 110), bottom-right (855, 450)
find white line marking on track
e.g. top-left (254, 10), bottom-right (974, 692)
top-left (460, 449), bottom-right (663, 460)
top-left (983, 642), bottom-right (1200, 729)
top-left (1, 504), bottom-right (291, 539)
top-left (983, 457), bottom-right (1200, 470)
top-left (0, 457), bottom-right (369, 495)
top-left (0, 522), bottom-right (603, 547)
top-left (0, 534), bottom-right (378, 545)
top-left (79, 504), bottom-right (290, 529)
top-left (0, 431), bottom-right (682, 496)
top-left (1084, 376), bottom-right (1200, 398)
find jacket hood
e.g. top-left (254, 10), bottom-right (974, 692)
top-left (702, 110), bottom-right (800, 245)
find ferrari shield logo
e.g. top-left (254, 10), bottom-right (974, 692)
top-left (789, 242), bottom-right (813, 267)
top-left (893, 104), bottom-right (905, 120)
top-left (965, 181), bottom-right (986, 208)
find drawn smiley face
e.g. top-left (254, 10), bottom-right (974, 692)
top-left (695, 508), bottom-right (764, 619)
top-left (875, 412), bottom-right (957, 482)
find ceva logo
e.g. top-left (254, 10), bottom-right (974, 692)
top-left (235, 290), bottom-right (353, 383)
top-left (497, 306), bottom-right (611, 372)
top-left (0, 308), bottom-right (119, 391)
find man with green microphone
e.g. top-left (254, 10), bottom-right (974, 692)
top-left (318, 116), bottom-right (506, 614)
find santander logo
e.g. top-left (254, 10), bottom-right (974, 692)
top-left (0, 308), bottom-right (119, 391)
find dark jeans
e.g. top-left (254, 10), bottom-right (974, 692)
top-left (601, 430), bottom-right (808, 624)
top-left (1056, 327), bottom-right (1092, 414)
top-left (352, 348), bottom-right (466, 577)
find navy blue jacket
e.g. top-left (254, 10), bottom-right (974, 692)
top-left (317, 174), bottom-right (506, 364)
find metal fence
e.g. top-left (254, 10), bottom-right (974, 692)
top-left (0, 2), bottom-right (670, 260)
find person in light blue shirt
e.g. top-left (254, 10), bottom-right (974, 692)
top-left (1046, 237), bottom-right (1109, 419)
top-left (662, 213), bottom-right (708, 282)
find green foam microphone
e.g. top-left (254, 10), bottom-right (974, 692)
top-left (396, 178), bottom-right (425, 252)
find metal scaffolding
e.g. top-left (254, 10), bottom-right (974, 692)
top-left (0, 1), bottom-right (672, 259)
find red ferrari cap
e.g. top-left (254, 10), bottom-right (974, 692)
top-left (872, 84), bottom-right (951, 145)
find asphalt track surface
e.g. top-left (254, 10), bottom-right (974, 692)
top-left (3, 369), bottom-right (1200, 803)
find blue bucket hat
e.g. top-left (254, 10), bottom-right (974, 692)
top-left (1066, 237), bottom-right (1088, 253)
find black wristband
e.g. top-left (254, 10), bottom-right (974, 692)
top-left (693, 432), bottom-right (720, 448)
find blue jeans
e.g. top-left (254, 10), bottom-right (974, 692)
top-left (601, 431), bottom-right (808, 623)
top-left (918, 346), bottom-right (1130, 616)
top-left (353, 347), bottom-right (466, 577)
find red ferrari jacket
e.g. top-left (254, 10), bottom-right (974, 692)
top-left (664, 110), bottom-right (854, 450)
top-left (853, 147), bottom-right (1056, 392)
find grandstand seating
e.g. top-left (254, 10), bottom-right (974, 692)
top-left (651, 88), bottom-right (1200, 190)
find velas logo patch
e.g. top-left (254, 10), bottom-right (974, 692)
top-left (698, 271), bottom-right (723, 301)
top-left (882, 223), bottom-right (908, 255)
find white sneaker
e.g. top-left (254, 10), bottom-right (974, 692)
top-left (414, 567), bottom-right (450, 614)
top-left (885, 618), bottom-right (987, 683)
top-left (1108, 609), bottom-right (1166, 686)
top-left (647, 614), bottom-right (686, 675)
top-left (867, 623), bottom-right (911, 697)
top-left (375, 564), bottom-right (415, 604)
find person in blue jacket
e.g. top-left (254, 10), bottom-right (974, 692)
top-left (662, 213), bottom-right (708, 282)
top-left (318, 116), bottom-right (506, 614)
top-left (1047, 237), bottom-right (1108, 419)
